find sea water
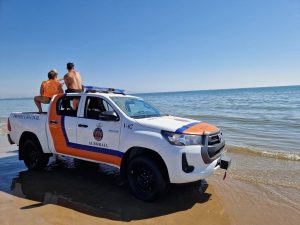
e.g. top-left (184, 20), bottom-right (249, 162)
top-left (136, 85), bottom-right (300, 158)
top-left (0, 85), bottom-right (299, 159)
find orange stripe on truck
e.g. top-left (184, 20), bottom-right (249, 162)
top-left (48, 94), bottom-right (122, 167)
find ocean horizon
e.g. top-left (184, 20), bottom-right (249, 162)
top-left (0, 84), bottom-right (299, 100)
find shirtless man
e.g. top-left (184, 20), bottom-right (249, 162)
top-left (64, 62), bottom-right (83, 93)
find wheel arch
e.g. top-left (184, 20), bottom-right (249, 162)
top-left (120, 147), bottom-right (170, 182)
top-left (19, 131), bottom-right (49, 160)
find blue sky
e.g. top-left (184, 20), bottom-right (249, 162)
top-left (0, 0), bottom-right (299, 98)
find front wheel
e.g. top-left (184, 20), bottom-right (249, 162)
top-left (22, 139), bottom-right (49, 170)
top-left (127, 156), bottom-right (167, 201)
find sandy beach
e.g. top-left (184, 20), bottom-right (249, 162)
top-left (0, 134), bottom-right (299, 225)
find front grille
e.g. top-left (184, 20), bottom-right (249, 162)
top-left (201, 133), bottom-right (225, 164)
top-left (208, 146), bottom-right (223, 158)
top-left (208, 134), bottom-right (221, 145)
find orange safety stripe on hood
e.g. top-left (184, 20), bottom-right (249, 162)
top-left (176, 122), bottom-right (219, 135)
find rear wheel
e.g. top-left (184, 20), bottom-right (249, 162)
top-left (127, 156), bottom-right (167, 201)
top-left (23, 139), bottom-right (49, 170)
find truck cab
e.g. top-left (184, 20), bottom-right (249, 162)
top-left (7, 87), bottom-right (230, 201)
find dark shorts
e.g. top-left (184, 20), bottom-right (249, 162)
top-left (42, 96), bottom-right (51, 100)
top-left (65, 89), bottom-right (83, 93)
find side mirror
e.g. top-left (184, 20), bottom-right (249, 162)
top-left (101, 111), bottom-right (119, 121)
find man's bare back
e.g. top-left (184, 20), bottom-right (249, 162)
top-left (64, 62), bottom-right (83, 92)
top-left (64, 71), bottom-right (82, 90)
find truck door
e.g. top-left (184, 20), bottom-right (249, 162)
top-left (48, 95), bottom-right (81, 154)
top-left (75, 96), bottom-right (123, 166)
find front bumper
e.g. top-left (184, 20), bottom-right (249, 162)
top-left (164, 143), bottom-right (230, 184)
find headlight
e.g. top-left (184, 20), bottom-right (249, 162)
top-left (161, 130), bottom-right (203, 146)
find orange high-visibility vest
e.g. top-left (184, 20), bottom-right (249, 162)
top-left (42, 80), bottom-right (62, 98)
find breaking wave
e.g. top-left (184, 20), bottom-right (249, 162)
top-left (226, 145), bottom-right (300, 161)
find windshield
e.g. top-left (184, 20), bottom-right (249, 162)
top-left (110, 97), bottom-right (163, 118)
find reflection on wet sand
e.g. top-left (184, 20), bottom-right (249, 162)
top-left (5, 155), bottom-right (211, 221)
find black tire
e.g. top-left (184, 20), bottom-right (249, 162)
top-left (127, 156), bottom-right (167, 201)
top-left (22, 139), bottom-right (49, 170)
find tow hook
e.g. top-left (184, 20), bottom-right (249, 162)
top-left (223, 170), bottom-right (227, 180)
top-left (220, 156), bottom-right (231, 180)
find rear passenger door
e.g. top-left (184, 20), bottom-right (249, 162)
top-left (76, 96), bottom-right (122, 158)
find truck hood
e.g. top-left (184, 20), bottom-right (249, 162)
top-left (135, 116), bottom-right (220, 135)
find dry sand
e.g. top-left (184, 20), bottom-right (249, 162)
top-left (0, 135), bottom-right (299, 225)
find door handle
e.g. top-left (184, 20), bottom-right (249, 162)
top-left (50, 120), bottom-right (58, 125)
top-left (78, 124), bottom-right (88, 128)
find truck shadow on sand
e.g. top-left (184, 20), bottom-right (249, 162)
top-left (1, 155), bottom-right (211, 221)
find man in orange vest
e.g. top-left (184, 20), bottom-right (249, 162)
top-left (34, 69), bottom-right (63, 113)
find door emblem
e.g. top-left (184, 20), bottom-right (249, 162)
top-left (93, 123), bottom-right (103, 141)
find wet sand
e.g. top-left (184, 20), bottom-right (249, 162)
top-left (210, 175), bottom-right (300, 225)
top-left (0, 136), bottom-right (299, 225)
top-left (210, 151), bottom-right (300, 225)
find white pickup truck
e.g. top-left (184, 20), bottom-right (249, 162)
top-left (7, 87), bottom-right (230, 201)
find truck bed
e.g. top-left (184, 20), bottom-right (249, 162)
top-left (9, 112), bottom-right (50, 153)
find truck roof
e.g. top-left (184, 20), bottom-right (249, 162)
top-left (85, 92), bottom-right (138, 98)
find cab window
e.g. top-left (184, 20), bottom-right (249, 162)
top-left (56, 96), bottom-right (81, 117)
top-left (84, 97), bottom-right (117, 120)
